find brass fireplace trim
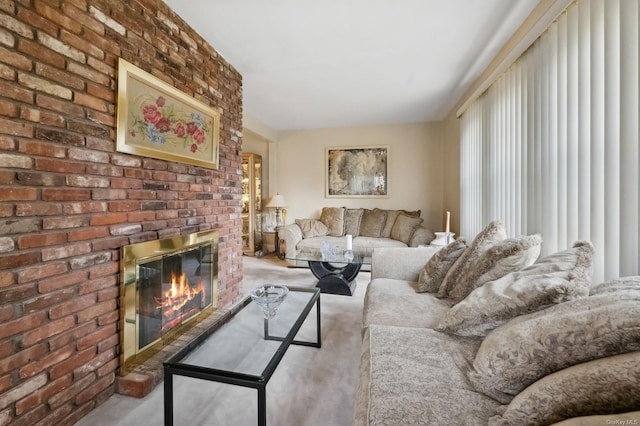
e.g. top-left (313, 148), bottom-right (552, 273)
top-left (119, 230), bottom-right (219, 375)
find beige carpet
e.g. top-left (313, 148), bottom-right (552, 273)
top-left (76, 254), bottom-right (369, 426)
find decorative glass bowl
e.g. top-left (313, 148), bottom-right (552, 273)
top-left (250, 285), bottom-right (289, 319)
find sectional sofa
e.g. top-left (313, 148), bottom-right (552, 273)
top-left (277, 207), bottom-right (435, 268)
top-left (355, 221), bottom-right (640, 425)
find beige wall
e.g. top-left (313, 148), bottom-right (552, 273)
top-left (274, 122), bottom-right (445, 232)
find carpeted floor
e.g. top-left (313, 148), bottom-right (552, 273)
top-left (76, 254), bottom-right (369, 426)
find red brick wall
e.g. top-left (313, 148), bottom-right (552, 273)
top-left (0, 0), bottom-right (244, 424)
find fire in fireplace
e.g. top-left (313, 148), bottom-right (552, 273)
top-left (120, 230), bottom-right (218, 374)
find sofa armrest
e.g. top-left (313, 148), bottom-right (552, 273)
top-left (409, 226), bottom-right (435, 247)
top-left (371, 247), bottom-right (439, 281)
top-left (277, 223), bottom-right (303, 260)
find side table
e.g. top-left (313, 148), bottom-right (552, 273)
top-left (275, 226), bottom-right (285, 259)
top-left (263, 231), bottom-right (276, 254)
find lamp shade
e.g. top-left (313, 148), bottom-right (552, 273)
top-left (266, 193), bottom-right (286, 208)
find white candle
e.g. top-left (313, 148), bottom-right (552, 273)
top-left (346, 234), bottom-right (353, 250)
top-left (445, 211), bottom-right (450, 233)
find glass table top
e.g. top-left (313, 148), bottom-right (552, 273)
top-left (286, 248), bottom-right (372, 265)
top-left (164, 286), bottom-right (319, 380)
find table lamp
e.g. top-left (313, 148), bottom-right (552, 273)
top-left (266, 193), bottom-right (287, 227)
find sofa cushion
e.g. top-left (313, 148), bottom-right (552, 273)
top-left (380, 210), bottom-right (401, 238)
top-left (468, 280), bottom-right (640, 403)
top-left (488, 352), bottom-right (640, 426)
top-left (359, 208), bottom-right (388, 238)
top-left (320, 207), bottom-right (345, 237)
top-left (449, 234), bottom-right (542, 304)
top-left (344, 208), bottom-right (364, 237)
top-left (417, 239), bottom-right (468, 293)
top-left (437, 220), bottom-right (507, 299)
top-left (359, 325), bottom-right (500, 426)
top-left (363, 278), bottom-right (452, 330)
top-left (295, 219), bottom-right (329, 238)
top-left (436, 240), bottom-right (594, 337)
top-left (409, 226), bottom-right (435, 247)
top-left (590, 275), bottom-right (640, 295)
top-left (390, 213), bottom-right (423, 245)
top-left (379, 209), bottom-right (420, 238)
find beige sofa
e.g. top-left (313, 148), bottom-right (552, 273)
top-left (277, 207), bottom-right (435, 268)
top-left (355, 221), bottom-right (640, 425)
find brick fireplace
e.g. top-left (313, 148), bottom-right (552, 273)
top-left (0, 1), bottom-right (244, 425)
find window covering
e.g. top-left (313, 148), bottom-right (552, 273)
top-left (460, 0), bottom-right (639, 283)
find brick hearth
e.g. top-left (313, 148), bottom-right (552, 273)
top-left (116, 306), bottom-right (236, 398)
top-left (0, 1), bottom-right (244, 424)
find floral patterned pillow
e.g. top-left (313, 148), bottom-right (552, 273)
top-left (319, 207), bottom-right (345, 237)
top-left (488, 352), bottom-right (640, 425)
top-left (437, 220), bottom-right (507, 299)
top-left (417, 239), bottom-right (467, 293)
top-left (437, 241), bottom-right (594, 339)
top-left (295, 219), bottom-right (329, 238)
top-left (468, 274), bottom-right (640, 404)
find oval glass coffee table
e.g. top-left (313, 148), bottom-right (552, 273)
top-left (287, 249), bottom-right (372, 296)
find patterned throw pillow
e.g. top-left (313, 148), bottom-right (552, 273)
top-left (380, 210), bottom-right (422, 238)
top-left (448, 234), bottom-right (542, 304)
top-left (488, 352), bottom-right (640, 425)
top-left (295, 219), bottom-right (329, 238)
top-left (590, 275), bottom-right (640, 295)
top-left (468, 279), bottom-right (640, 404)
top-left (437, 220), bottom-right (507, 299)
top-left (319, 207), bottom-right (345, 237)
top-left (343, 208), bottom-right (364, 236)
top-left (417, 239), bottom-right (467, 293)
top-left (436, 241), bottom-right (594, 338)
top-left (390, 214), bottom-right (423, 245)
top-left (380, 210), bottom-right (401, 238)
top-left (409, 227), bottom-right (436, 247)
top-left (359, 208), bottom-right (387, 238)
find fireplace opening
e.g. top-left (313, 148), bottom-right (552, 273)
top-left (120, 230), bottom-right (218, 375)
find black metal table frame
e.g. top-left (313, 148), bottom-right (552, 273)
top-left (163, 287), bottom-right (321, 426)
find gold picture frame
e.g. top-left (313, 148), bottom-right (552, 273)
top-left (116, 58), bottom-right (220, 169)
top-left (326, 145), bottom-right (389, 198)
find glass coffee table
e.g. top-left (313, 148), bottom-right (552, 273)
top-left (163, 286), bottom-right (321, 426)
top-left (287, 249), bottom-right (372, 296)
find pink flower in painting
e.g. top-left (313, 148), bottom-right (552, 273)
top-left (186, 122), bottom-right (198, 135)
top-left (143, 104), bottom-right (162, 124)
top-left (190, 143), bottom-right (198, 153)
top-left (156, 96), bottom-right (166, 107)
top-left (174, 122), bottom-right (186, 138)
top-left (155, 116), bottom-right (171, 132)
top-left (193, 129), bottom-right (205, 144)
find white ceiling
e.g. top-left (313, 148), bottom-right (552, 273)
top-left (164, 0), bottom-right (540, 131)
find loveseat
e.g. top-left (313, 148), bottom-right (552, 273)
top-left (278, 207), bottom-right (435, 268)
top-left (355, 220), bottom-right (640, 425)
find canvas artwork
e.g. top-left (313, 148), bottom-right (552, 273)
top-left (326, 146), bottom-right (388, 197)
top-left (116, 58), bottom-right (220, 169)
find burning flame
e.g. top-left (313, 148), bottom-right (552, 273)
top-left (155, 271), bottom-right (205, 316)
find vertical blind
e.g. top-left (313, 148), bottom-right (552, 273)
top-left (460, 0), bottom-right (639, 283)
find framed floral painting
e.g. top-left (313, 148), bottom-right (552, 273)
top-left (116, 58), bottom-right (220, 169)
top-left (326, 146), bottom-right (388, 197)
